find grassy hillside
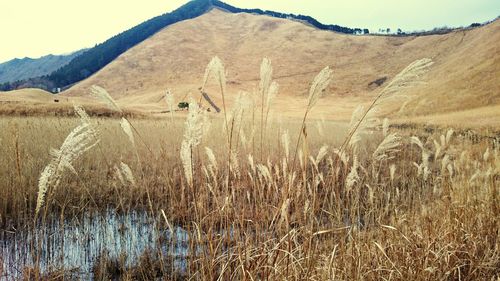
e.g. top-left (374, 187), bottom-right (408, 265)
top-left (62, 9), bottom-right (499, 124)
top-left (0, 0), bottom-right (361, 92)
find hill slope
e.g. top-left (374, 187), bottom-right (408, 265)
top-left (63, 9), bottom-right (500, 122)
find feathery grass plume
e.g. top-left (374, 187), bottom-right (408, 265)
top-left (73, 104), bottom-right (91, 125)
top-left (201, 56), bottom-right (226, 93)
top-left (348, 106), bottom-right (365, 148)
top-left (281, 130), bottom-right (291, 160)
top-left (180, 141), bottom-right (194, 186)
top-left (307, 66), bottom-right (333, 109)
top-left (205, 147), bottom-right (218, 171)
top-left (228, 92), bottom-right (251, 137)
top-left (413, 150), bottom-right (431, 180)
top-left (239, 129), bottom-right (249, 150)
top-left (259, 58), bottom-right (274, 160)
top-left (201, 56), bottom-right (229, 146)
top-left (230, 150), bottom-right (240, 177)
top-left (333, 148), bottom-right (349, 166)
top-left (291, 66), bottom-right (332, 168)
top-left (259, 58), bottom-right (273, 101)
top-left (342, 58), bottom-right (433, 152)
top-left (347, 106), bottom-right (377, 149)
top-left (114, 165), bottom-right (125, 185)
top-left (397, 99), bottom-right (411, 115)
top-left (410, 136), bottom-right (424, 150)
top-left (265, 81), bottom-right (279, 109)
top-left (36, 122), bottom-right (99, 215)
top-left (165, 89), bottom-right (175, 119)
top-left (115, 162), bottom-right (136, 186)
top-left (278, 198), bottom-right (291, 229)
top-left (256, 164), bottom-right (272, 183)
top-left (120, 118), bottom-right (135, 147)
top-left (411, 136), bottom-right (431, 175)
top-left (373, 133), bottom-right (401, 161)
top-left (433, 139), bottom-right (442, 160)
top-left (377, 58), bottom-right (434, 100)
top-left (120, 162), bottom-right (136, 186)
top-left (248, 154), bottom-right (255, 173)
top-left (90, 85), bottom-right (122, 112)
top-left (180, 99), bottom-right (207, 185)
top-left (345, 153), bottom-right (359, 191)
top-left (445, 129), bottom-right (454, 145)
top-left (483, 148), bottom-right (490, 162)
top-left (264, 81), bottom-right (279, 128)
top-left (441, 154), bottom-right (451, 175)
top-left (315, 145), bottom-right (329, 165)
top-left (390, 164), bottom-right (396, 183)
top-left (382, 118), bottom-right (390, 137)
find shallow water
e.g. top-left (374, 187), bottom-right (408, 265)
top-left (0, 210), bottom-right (189, 280)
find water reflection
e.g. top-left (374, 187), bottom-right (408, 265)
top-left (0, 210), bottom-right (189, 280)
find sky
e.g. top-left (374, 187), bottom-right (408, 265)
top-left (0, 0), bottom-right (498, 63)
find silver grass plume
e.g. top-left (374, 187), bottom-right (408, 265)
top-left (165, 89), bottom-right (175, 118)
top-left (373, 133), bottom-right (401, 161)
top-left (349, 106), bottom-right (365, 148)
top-left (390, 164), bottom-right (396, 183)
top-left (229, 92), bottom-right (251, 134)
top-left (115, 162), bottom-right (136, 186)
top-left (307, 66), bottom-right (333, 109)
top-left (74, 104), bottom-right (91, 125)
top-left (333, 148), bottom-right (349, 166)
top-left (114, 165), bottom-right (125, 185)
top-left (36, 122), bottom-right (99, 215)
top-left (345, 152), bottom-right (359, 191)
top-left (315, 145), bottom-right (329, 165)
top-left (259, 58), bottom-right (273, 101)
top-left (265, 81), bottom-right (279, 110)
top-left (348, 106), bottom-right (377, 149)
top-left (90, 85), bottom-right (122, 112)
top-left (201, 56), bottom-right (226, 93)
top-left (411, 136), bottom-right (431, 180)
top-left (377, 58), bottom-right (434, 102)
top-left (205, 147), bottom-right (218, 171)
top-left (180, 99), bottom-right (207, 185)
top-left (120, 118), bottom-right (135, 147)
top-left (382, 118), bottom-right (390, 137)
top-left (483, 148), bottom-right (490, 162)
top-left (230, 150), bottom-right (240, 177)
top-left (281, 130), bottom-right (291, 160)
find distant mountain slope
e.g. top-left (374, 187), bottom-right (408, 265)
top-left (0, 50), bottom-right (85, 84)
top-left (62, 9), bottom-right (499, 120)
top-left (0, 0), bottom-right (362, 92)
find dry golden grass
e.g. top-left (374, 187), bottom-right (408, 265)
top-left (1, 56), bottom-right (499, 280)
top-left (1, 114), bottom-right (498, 280)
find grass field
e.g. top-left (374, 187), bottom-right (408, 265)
top-left (0, 57), bottom-right (499, 280)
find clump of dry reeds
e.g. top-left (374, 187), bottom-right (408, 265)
top-left (35, 107), bottom-right (99, 216)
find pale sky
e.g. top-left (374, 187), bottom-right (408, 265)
top-left (0, 0), bottom-right (498, 63)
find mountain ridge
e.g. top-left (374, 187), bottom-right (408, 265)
top-left (0, 50), bottom-right (86, 84)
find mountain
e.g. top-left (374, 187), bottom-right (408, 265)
top-left (0, 0), bottom-right (362, 92)
top-left (61, 9), bottom-right (499, 123)
top-left (0, 50), bottom-right (85, 84)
